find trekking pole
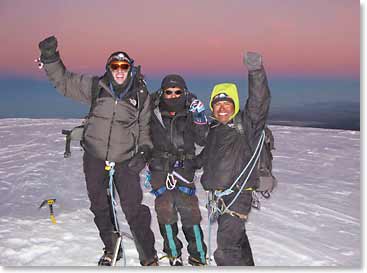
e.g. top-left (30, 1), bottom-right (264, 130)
top-left (207, 191), bottom-right (219, 265)
top-left (105, 161), bottom-right (126, 266)
top-left (207, 192), bottom-right (213, 265)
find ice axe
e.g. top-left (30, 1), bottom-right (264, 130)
top-left (39, 199), bottom-right (57, 224)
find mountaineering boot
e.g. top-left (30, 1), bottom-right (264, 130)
top-left (182, 225), bottom-right (207, 266)
top-left (158, 222), bottom-right (183, 262)
top-left (141, 255), bottom-right (159, 266)
top-left (169, 256), bottom-right (183, 266)
top-left (188, 256), bottom-right (207, 266)
top-left (146, 260), bottom-right (159, 266)
top-left (98, 251), bottom-right (113, 266)
top-left (98, 248), bottom-right (122, 266)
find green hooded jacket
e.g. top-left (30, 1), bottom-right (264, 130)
top-left (209, 83), bottom-right (240, 121)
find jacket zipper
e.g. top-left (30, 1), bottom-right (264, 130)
top-left (105, 99), bottom-right (118, 160)
top-left (135, 91), bottom-right (141, 154)
top-left (170, 113), bottom-right (185, 150)
top-left (170, 114), bottom-right (178, 147)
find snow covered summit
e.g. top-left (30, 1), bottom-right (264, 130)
top-left (0, 119), bottom-right (360, 266)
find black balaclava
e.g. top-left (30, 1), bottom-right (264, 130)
top-left (106, 51), bottom-right (134, 97)
top-left (159, 74), bottom-right (187, 113)
top-left (160, 96), bottom-right (186, 113)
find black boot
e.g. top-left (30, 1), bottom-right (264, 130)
top-left (141, 255), bottom-right (159, 266)
top-left (169, 255), bottom-right (183, 266)
top-left (158, 222), bottom-right (183, 259)
top-left (182, 225), bottom-right (207, 266)
top-left (188, 256), bottom-right (206, 266)
top-left (97, 247), bottom-right (122, 266)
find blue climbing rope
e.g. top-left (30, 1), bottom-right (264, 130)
top-left (106, 161), bottom-right (126, 266)
top-left (206, 130), bottom-right (266, 264)
top-left (214, 130), bottom-right (266, 199)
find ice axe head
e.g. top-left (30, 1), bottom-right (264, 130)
top-left (39, 199), bottom-right (56, 209)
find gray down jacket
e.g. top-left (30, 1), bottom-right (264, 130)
top-left (43, 59), bottom-right (152, 163)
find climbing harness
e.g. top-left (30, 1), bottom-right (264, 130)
top-left (105, 161), bottom-right (126, 266)
top-left (206, 130), bottom-right (266, 264)
top-left (165, 173), bottom-right (177, 190)
top-left (214, 130), bottom-right (265, 212)
top-left (144, 164), bottom-right (195, 198)
top-left (165, 169), bottom-right (194, 190)
top-left (214, 130), bottom-right (265, 198)
top-left (162, 170), bottom-right (195, 196)
top-left (151, 185), bottom-right (196, 198)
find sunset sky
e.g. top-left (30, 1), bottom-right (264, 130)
top-left (0, 0), bottom-right (360, 78)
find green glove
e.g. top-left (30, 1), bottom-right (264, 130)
top-left (38, 36), bottom-right (60, 64)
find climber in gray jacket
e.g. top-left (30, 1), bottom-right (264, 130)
top-left (38, 36), bottom-right (158, 266)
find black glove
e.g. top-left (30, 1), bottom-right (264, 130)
top-left (128, 145), bottom-right (152, 173)
top-left (38, 36), bottom-right (60, 64)
top-left (139, 145), bottom-right (152, 162)
top-left (187, 157), bottom-right (198, 170)
top-left (243, 51), bottom-right (262, 71)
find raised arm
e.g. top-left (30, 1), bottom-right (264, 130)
top-left (39, 36), bottom-right (94, 104)
top-left (242, 52), bottom-right (271, 138)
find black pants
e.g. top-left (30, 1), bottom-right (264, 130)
top-left (214, 191), bottom-right (255, 266)
top-left (83, 152), bottom-right (157, 264)
top-left (154, 189), bottom-right (207, 264)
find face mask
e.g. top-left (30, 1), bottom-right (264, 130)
top-left (160, 96), bottom-right (186, 112)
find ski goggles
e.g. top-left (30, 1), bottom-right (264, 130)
top-left (109, 61), bottom-right (130, 71)
top-left (164, 90), bottom-right (183, 95)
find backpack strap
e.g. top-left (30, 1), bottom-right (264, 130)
top-left (79, 76), bottom-right (102, 148)
top-left (88, 76), bottom-right (102, 116)
top-left (88, 68), bottom-right (148, 117)
top-left (133, 65), bottom-right (148, 112)
top-left (232, 114), bottom-right (277, 196)
top-left (233, 114), bottom-right (245, 135)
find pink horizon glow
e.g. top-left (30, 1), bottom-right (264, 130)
top-left (0, 0), bottom-right (359, 78)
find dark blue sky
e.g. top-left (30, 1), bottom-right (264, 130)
top-left (0, 75), bottom-right (360, 131)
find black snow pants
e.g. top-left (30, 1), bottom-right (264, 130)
top-left (153, 176), bottom-right (207, 264)
top-left (83, 152), bottom-right (157, 265)
top-left (214, 191), bottom-right (255, 266)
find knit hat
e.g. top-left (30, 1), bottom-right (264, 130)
top-left (106, 51), bottom-right (134, 66)
top-left (161, 74), bottom-right (187, 90)
top-left (211, 93), bottom-right (235, 108)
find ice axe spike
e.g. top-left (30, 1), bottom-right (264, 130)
top-left (39, 199), bottom-right (57, 224)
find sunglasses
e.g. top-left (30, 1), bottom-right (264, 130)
top-left (164, 90), bottom-right (183, 95)
top-left (109, 61), bottom-right (130, 71)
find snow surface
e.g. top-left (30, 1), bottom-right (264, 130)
top-left (0, 118), bottom-right (361, 267)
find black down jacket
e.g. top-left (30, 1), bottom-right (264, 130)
top-left (198, 67), bottom-right (271, 191)
top-left (149, 91), bottom-right (209, 190)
